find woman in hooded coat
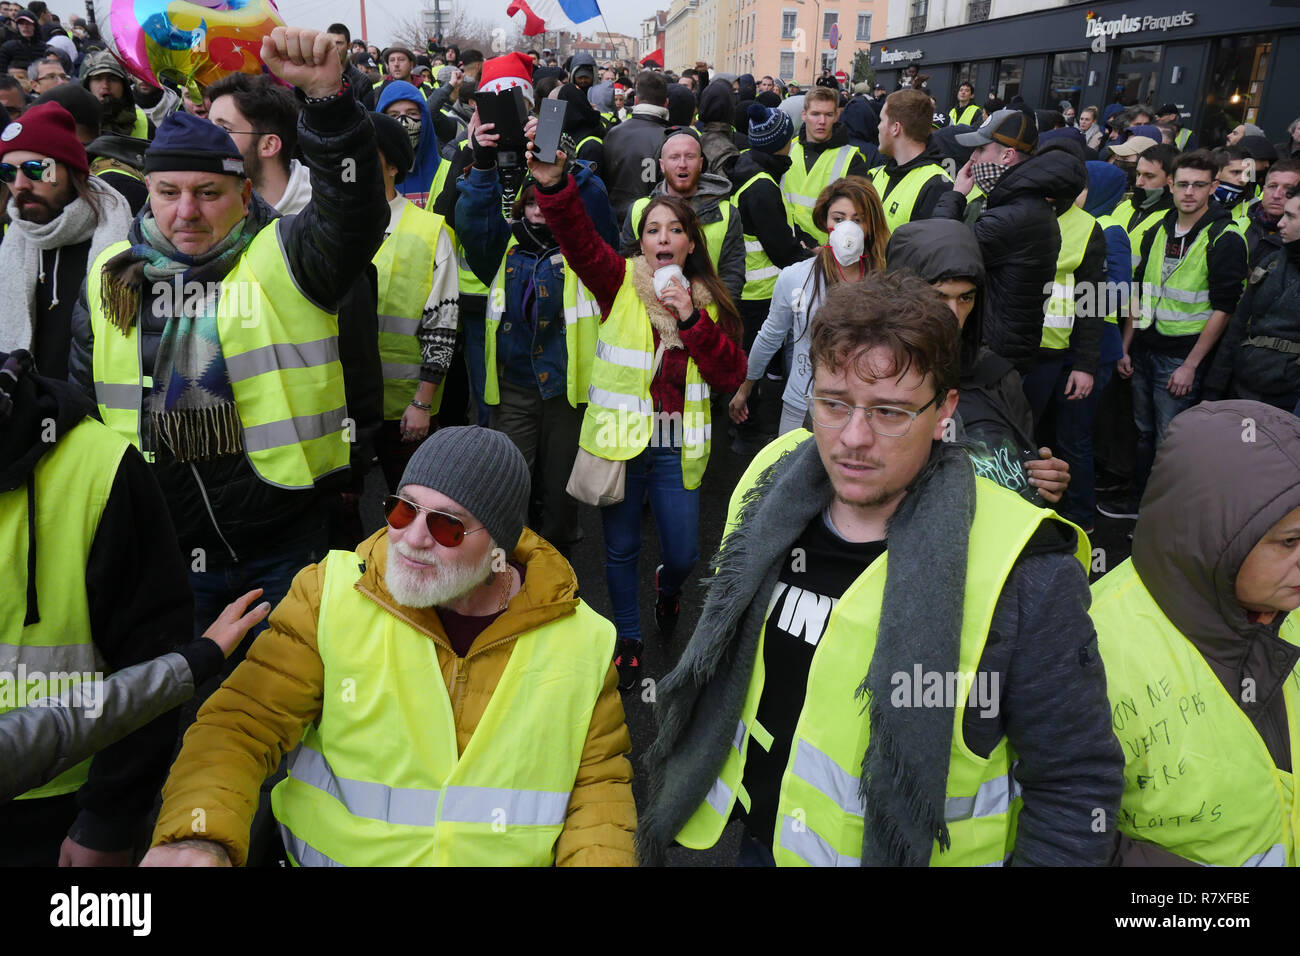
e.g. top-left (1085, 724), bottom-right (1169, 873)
top-left (376, 80), bottom-right (442, 208)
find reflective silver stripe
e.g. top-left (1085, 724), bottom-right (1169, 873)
top-left (779, 814), bottom-right (860, 867)
top-left (1155, 285), bottom-right (1211, 304)
top-left (685, 383), bottom-right (709, 402)
top-left (830, 147), bottom-right (853, 180)
top-left (242, 405), bottom-right (348, 452)
top-left (93, 381), bottom-right (142, 410)
top-left (378, 313), bottom-right (420, 336)
top-left (278, 822), bottom-right (345, 867)
top-left (225, 337), bottom-right (340, 383)
top-left (732, 719), bottom-right (746, 754)
top-left (788, 192), bottom-right (817, 208)
top-left (1240, 844), bottom-right (1286, 867)
top-left (587, 385), bottom-right (653, 416)
top-left (288, 744), bottom-right (439, 826)
top-left (1152, 306), bottom-right (1211, 324)
top-left (382, 362), bottom-right (422, 381)
top-left (792, 739), bottom-right (865, 817)
top-left (745, 265), bottom-right (780, 280)
top-left (744, 240), bottom-right (765, 253)
top-left (704, 776), bottom-right (733, 817)
top-left (439, 785), bottom-right (570, 826)
top-left (1043, 314), bottom-right (1074, 329)
top-left (0, 643), bottom-right (101, 672)
top-left (943, 774), bottom-right (1021, 823)
top-left (595, 339), bottom-right (653, 371)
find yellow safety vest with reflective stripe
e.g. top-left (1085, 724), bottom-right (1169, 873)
top-left (869, 162), bottom-right (952, 233)
top-left (575, 134), bottom-right (602, 156)
top-left (949, 103), bottom-right (980, 126)
top-left (1235, 195), bottom-right (1260, 224)
top-left (674, 429), bottom-right (1090, 865)
top-left (1, 418), bottom-right (123, 799)
top-left (90, 156), bottom-right (144, 183)
top-left (1096, 212), bottom-right (1125, 325)
top-left (628, 195), bottom-right (732, 273)
top-left (130, 106), bottom-right (148, 139)
top-left (270, 546), bottom-right (615, 866)
top-left (1042, 205), bottom-right (1098, 350)
top-left (1114, 198), bottom-right (1167, 272)
top-left (781, 141), bottom-right (861, 245)
top-left (731, 171), bottom-right (794, 301)
top-left (1174, 128), bottom-right (1192, 150)
top-left (1092, 558), bottom-right (1299, 867)
top-left (1134, 219), bottom-right (1232, 337)
top-left (483, 236), bottom-right (600, 408)
top-left (577, 259), bottom-right (714, 490)
top-left (87, 222), bottom-right (350, 488)
top-left (373, 203), bottom-right (449, 420)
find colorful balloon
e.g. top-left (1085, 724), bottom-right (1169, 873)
top-left (93, 0), bottom-right (286, 94)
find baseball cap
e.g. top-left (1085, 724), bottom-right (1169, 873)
top-left (1154, 102), bottom-right (1180, 117)
top-left (1107, 135), bottom-right (1157, 158)
top-left (955, 107), bottom-right (1037, 153)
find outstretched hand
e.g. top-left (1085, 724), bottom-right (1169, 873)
top-left (524, 116), bottom-right (567, 188)
top-left (261, 27), bottom-right (343, 100)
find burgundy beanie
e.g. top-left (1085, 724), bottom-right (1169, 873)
top-left (0, 101), bottom-right (89, 177)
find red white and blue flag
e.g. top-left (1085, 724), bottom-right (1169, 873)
top-left (506, 0), bottom-right (602, 36)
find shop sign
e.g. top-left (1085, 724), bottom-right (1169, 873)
top-left (1085, 9), bottom-right (1195, 46)
top-left (879, 46), bottom-right (923, 64)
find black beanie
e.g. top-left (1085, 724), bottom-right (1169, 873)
top-left (371, 111), bottom-right (414, 183)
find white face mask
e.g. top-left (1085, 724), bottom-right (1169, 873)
top-left (828, 220), bottom-right (865, 266)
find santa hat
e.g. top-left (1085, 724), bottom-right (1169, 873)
top-left (477, 52), bottom-right (534, 105)
top-left (0, 101), bottom-right (88, 177)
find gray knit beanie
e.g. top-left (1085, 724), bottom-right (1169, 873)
top-left (398, 426), bottom-right (530, 552)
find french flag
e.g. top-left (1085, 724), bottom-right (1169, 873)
top-left (506, 0), bottom-right (602, 36)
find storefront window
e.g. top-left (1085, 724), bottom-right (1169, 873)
top-left (1113, 44), bottom-right (1161, 107)
top-left (1202, 33), bottom-right (1272, 147)
top-left (1049, 51), bottom-right (1086, 114)
top-left (995, 57), bottom-right (1022, 103)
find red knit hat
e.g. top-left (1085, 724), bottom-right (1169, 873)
top-left (0, 101), bottom-right (88, 177)
top-left (478, 52), bottom-right (534, 104)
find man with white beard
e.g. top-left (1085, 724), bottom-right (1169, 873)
top-left (143, 425), bottom-right (637, 866)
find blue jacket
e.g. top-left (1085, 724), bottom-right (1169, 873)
top-left (455, 161), bottom-right (617, 400)
top-left (376, 81), bottom-right (441, 207)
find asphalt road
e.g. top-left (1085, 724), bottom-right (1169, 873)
top-left (356, 380), bottom-right (1137, 866)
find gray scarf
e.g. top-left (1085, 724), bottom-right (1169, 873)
top-left (0, 177), bottom-right (133, 355)
top-left (638, 435), bottom-right (975, 866)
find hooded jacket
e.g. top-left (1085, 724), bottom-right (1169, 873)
top-left (727, 149), bottom-right (810, 283)
top-left (151, 527), bottom-right (637, 866)
top-left (376, 80), bottom-right (441, 208)
top-left (68, 86), bottom-right (388, 559)
top-left (697, 78), bottom-right (739, 178)
top-left (873, 139), bottom-right (964, 225)
top-left (556, 82), bottom-right (605, 171)
top-left (839, 95), bottom-right (883, 169)
top-left (887, 219), bottom-right (1042, 504)
top-left (617, 171), bottom-right (746, 306)
top-left (0, 355), bottom-right (192, 850)
top-left (0, 22), bottom-right (46, 71)
top-left (731, 73), bottom-right (756, 132)
top-left (77, 49), bottom-right (144, 137)
top-left (1108, 401), bottom-right (1300, 864)
top-left (974, 146), bottom-right (1084, 374)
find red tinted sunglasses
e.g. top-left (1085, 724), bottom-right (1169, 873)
top-left (382, 495), bottom-right (487, 548)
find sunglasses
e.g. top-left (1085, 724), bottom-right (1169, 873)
top-left (0, 159), bottom-right (52, 184)
top-left (382, 495), bottom-right (487, 548)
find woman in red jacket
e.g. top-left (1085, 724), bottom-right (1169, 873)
top-left (525, 119), bottom-right (748, 690)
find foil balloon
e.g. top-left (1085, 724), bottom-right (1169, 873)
top-left (93, 0), bottom-right (286, 94)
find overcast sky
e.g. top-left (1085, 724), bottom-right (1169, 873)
top-left (268, 0), bottom-right (664, 50)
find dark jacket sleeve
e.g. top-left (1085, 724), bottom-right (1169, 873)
top-left (70, 446), bottom-right (195, 851)
top-left (678, 312), bottom-right (748, 393)
top-left (67, 279), bottom-right (95, 400)
top-left (1069, 221), bottom-right (1109, 376)
top-left (534, 172), bottom-right (628, 315)
top-left (1203, 266), bottom-right (1260, 399)
top-left (845, 147), bottom-right (870, 179)
top-left (742, 178), bottom-right (810, 269)
top-left (280, 85), bottom-right (388, 312)
top-left (432, 142), bottom-right (473, 227)
top-left (454, 165), bottom-right (512, 286)
top-left (913, 175), bottom-right (960, 222)
top-left (335, 268), bottom-right (382, 490)
top-left (1207, 222), bottom-right (1249, 315)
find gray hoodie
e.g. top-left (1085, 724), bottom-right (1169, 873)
top-left (618, 171), bottom-right (745, 304)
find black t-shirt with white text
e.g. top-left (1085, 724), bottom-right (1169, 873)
top-left (738, 509), bottom-right (885, 848)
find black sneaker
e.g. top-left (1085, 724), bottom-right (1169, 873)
top-left (1096, 497), bottom-right (1140, 520)
top-left (614, 638), bottom-right (642, 691)
top-left (654, 564), bottom-right (680, 637)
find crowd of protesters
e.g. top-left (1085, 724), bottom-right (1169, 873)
top-left (1, 16), bottom-right (1299, 869)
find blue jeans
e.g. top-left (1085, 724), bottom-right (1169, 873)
top-left (1022, 355), bottom-right (1066, 428)
top-left (1131, 346), bottom-right (1204, 495)
top-left (461, 305), bottom-right (491, 427)
top-left (1054, 362), bottom-right (1114, 527)
top-left (738, 830), bottom-right (777, 867)
top-left (189, 525), bottom-right (330, 645)
top-left (601, 446), bottom-right (700, 642)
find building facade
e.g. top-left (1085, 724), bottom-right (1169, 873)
top-left (724, 0), bottom-right (887, 83)
top-left (870, 0), bottom-right (1300, 145)
top-left (641, 10), bottom-right (669, 61)
top-left (664, 0), bottom-right (701, 72)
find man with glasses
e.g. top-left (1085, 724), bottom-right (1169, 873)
top-left (26, 55), bottom-right (65, 93)
top-left (1101, 150), bottom-right (1249, 520)
top-left (143, 426), bottom-right (636, 867)
top-left (639, 270), bottom-right (1122, 867)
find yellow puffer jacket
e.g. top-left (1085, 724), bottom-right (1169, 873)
top-left (152, 527), bottom-right (637, 866)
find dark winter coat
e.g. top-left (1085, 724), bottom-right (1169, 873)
top-left (600, 107), bottom-right (671, 224)
top-left (727, 149), bottom-right (811, 277)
